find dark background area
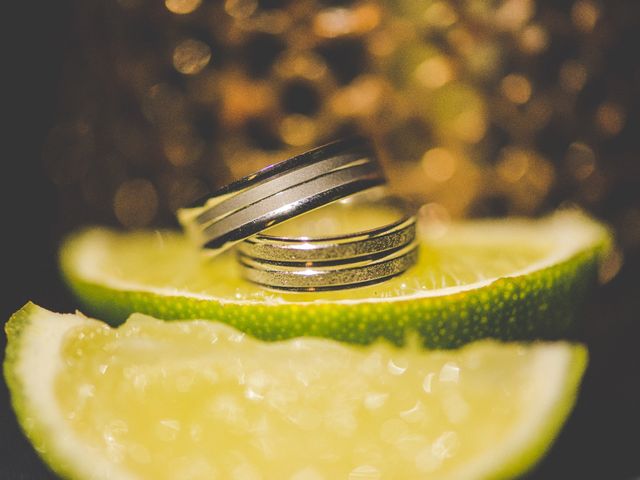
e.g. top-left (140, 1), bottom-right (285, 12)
top-left (2, 1), bottom-right (639, 479)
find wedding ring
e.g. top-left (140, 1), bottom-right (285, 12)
top-left (193, 152), bottom-right (370, 228)
top-left (178, 136), bottom-right (384, 254)
top-left (177, 137), bottom-right (419, 291)
top-left (238, 197), bottom-right (416, 263)
top-left (236, 195), bottom-right (419, 291)
top-left (238, 242), bottom-right (419, 292)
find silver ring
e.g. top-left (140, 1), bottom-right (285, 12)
top-left (239, 242), bottom-right (419, 291)
top-left (239, 197), bottom-right (416, 263)
top-left (177, 137), bottom-right (385, 254)
top-left (193, 153), bottom-right (371, 228)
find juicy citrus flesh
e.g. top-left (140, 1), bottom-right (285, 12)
top-left (60, 210), bottom-right (610, 347)
top-left (77, 230), bottom-right (547, 302)
top-left (60, 210), bottom-right (609, 304)
top-left (6, 304), bottom-right (587, 480)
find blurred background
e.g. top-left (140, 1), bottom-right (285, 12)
top-left (2, 0), bottom-right (639, 478)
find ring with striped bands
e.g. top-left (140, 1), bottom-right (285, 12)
top-left (238, 197), bottom-right (416, 264)
top-left (177, 136), bottom-right (385, 255)
top-left (236, 195), bottom-right (419, 291)
top-left (239, 241), bottom-right (419, 292)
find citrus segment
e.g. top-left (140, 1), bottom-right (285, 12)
top-left (60, 209), bottom-right (611, 347)
top-left (5, 303), bottom-right (587, 480)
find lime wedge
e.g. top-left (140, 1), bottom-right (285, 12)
top-left (5, 303), bottom-right (587, 480)
top-left (60, 209), bottom-right (611, 347)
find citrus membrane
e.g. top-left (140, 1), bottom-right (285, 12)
top-left (5, 303), bottom-right (587, 480)
top-left (60, 209), bottom-right (611, 347)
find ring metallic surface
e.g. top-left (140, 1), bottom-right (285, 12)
top-left (238, 242), bottom-right (419, 292)
top-left (238, 198), bottom-right (416, 263)
top-left (177, 136), bottom-right (385, 254)
top-left (201, 161), bottom-right (383, 249)
top-left (193, 153), bottom-right (372, 228)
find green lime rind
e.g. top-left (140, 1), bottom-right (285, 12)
top-left (4, 303), bottom-right (588, 480)
top-left (4, 303), bottom-right (136, 480)
top-left (59, 227), bottom-right (610, 349)
top-left (488, 344), bottom-right (588, 480)
top-left (4, 303), bottom-right (80, 480)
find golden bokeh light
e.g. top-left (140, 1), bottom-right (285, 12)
top-left (527, 157), bottom-right (555, 193)
top-left (421, 148), bottom-right (458, 183)
top-left (497, 148), bottom-right (531, 184)
top-left (494, 0), bottom-right (534, 32)
top-left (559, 60), bottom-right (588, 92)
top-left (596, 102), bottom-right (626, 137)
top-left (495, 147), bottom-right (555, 212)
top-left (313, 5), bottom-right (381, 39)
top-left (598, 246), bottom-right (624, 284)
top-left (224, 0), bottom-right (258, 20)
top-left (330, 76), bottom-right (385, 118)
top-left (367, 30), bottom-right (397, 58)
top-left (280, 115), bottom-right (318, 146)
top-left (451, 110), bottom-right (487, 144)
top-left (274, 53), bottom-right (328, 82)
top-left (163, 135), bottom-right (204, 167)
top-left (423, 2), bottom-right (458, 28)
top-left (417, 202), bottom-right (451, 239)
top-left (463, 41), bottom-right (501, 80)
top-left (165, 0), bottom-right (201, 15)
top-left (519, 25), bottom-right (549, 55)
top-left (114, 179), bottom-right (159, 228)
top-left (446, 27), bottom-right (475, 57)
top-left (248, 10), bottom-right (291, 35)
top-left (173, 39), bottom-right (211, 75)
top-left (218, 71), bottom-right (274, 127)
top-left (500, 74), bottom-right (532, 105)
top-left (571, 0), bottom-right (600, 33)
top-left (414, 56), bottom-right (455, 89)
top-left (565, 142), bottom-right (596, 181)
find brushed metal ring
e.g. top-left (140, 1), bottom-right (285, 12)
top-left (238, 197), bottom-right (416, 263)
top-left (238, 242), bottom-right (419, 292)
top-left (177, 136), bottom-right (384, 255)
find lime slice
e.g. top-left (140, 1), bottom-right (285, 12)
top-left (60, 209), bottom-right (611, 347)
top-left (5, 303), bottom-right (587, 480)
